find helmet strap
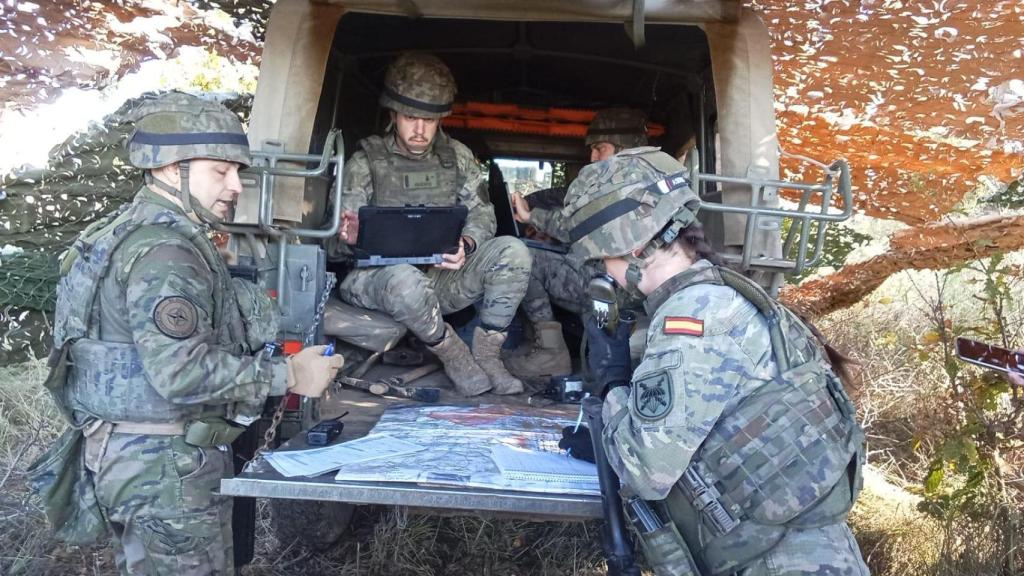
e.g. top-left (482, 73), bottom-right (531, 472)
top-left (177, 160), bottom-right (193, 215)
top-left (144, 169), bottom-right (182, 201)
top-left (145, 161), bottom-right (223, 227)
top-left (624, 254), bottom-right (647, 294)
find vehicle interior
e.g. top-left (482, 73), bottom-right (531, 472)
top-left (292, 12), bottom-right (720, 351)
top-left (307, 12), bottom-right (721, 238)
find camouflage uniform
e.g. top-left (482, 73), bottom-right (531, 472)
top-left (337, 132), bottom-right (530, 342)
top-left (334, 52), bottom-right (530, 395)
top-left (41, 93), bottom-right (286, 575)
top-left (569, 155), bottom-right (868, 575)
top-left (520, 145), bottom-right (662, 324)
top-left (601, 261), bottom-right (869, 575)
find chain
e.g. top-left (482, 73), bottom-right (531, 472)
top-left (253, 271), bottom-right (337, 461)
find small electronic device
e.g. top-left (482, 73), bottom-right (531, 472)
top-left (955, 337), bottom-right (1024, 376)
top-left (354, 205), bottom-right (468, 267)
top-left (305, 411), bottom-right (348, 446)
top-left (546, 375), bottom-right (586, 403)
top-left (588, 273), bottom-right (620, 334)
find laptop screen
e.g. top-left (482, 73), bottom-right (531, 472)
top-left (355, 205), bottom-right (468, 264)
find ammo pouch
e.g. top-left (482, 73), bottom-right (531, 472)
top-left (25, 427), bottom-right (107, 545)
top-left (635, 514), bottom-right (704, 576)
top-left (185, 417), bottom-right (245, 447)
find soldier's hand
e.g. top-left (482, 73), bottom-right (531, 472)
top-left (339, 210), bottom-right (359, 245)
top-left (436, 238), bottom-right (467, 270)
top-left (286, 345), bottom-right (345, 398)
top-left (511, 193), bottom-right (531, 224)
top-left (559, 425), bottom-right (596, 463)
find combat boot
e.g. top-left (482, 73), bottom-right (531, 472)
top-left (506, 321), bottom-right (572, 379)
top-left (427, 323), bottom-right (491, 396)
top-left (472, 327), bottom-right (524, 395)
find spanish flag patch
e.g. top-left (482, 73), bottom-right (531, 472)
top-left (664, 316), bottom-right (704, 336)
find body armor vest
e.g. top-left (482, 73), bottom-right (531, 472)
top-left (360, 133), bottom-right (464, 207)
top-left (647, 265), bottom-right (864, 575)
top-left (53, 193), bottom-right (249, 425)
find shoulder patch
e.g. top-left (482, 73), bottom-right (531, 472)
top-left (633, 370), bottom-right (674, 420)
top-left (153, 296), bottom-right (199, 339)
top-left (664, 316), bottom-right (703, 336)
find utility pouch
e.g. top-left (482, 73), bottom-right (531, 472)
top-left (25, 428), bottom-right (107, 545)
top-left (43, 343), bottom-right (74, 422)
top-left (637, 520), bottom-right (704, 576)
top-left (184, 418), bottom-right (245, 447)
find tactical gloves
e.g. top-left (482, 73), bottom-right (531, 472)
top-left (585, 315), bottom-right (633, 397)
top-left (559, 425), bottom-right (596, 463)
top-left (286, 345), bottom-right (344, 398)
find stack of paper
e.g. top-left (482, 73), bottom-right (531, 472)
top-left (490, 444), bottom-right (600, 491)
top-left (265, 434), bottom-right (425, 478)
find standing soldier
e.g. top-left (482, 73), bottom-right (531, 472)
top-left (507, 109), bottom-right (651, 380)
top-left (331, 52), bottom-right (531, 396)
top-left (560, 152), bottom-right (870, 575)
top-left (35, 92), bottom-right (343, 575)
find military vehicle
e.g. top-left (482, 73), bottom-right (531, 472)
top-left (218, 0), bottom-right (853, 568)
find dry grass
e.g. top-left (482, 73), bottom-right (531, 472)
top-left (0, 337), bottom-right (1015, 576)
top-left (246, 505), bottom-right (609, 576)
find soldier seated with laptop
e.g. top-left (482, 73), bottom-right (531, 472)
top-left (326, 52), bottom-right (531, 397)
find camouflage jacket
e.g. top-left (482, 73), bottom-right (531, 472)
top-left (339, 130), bottom-right (495, 250)
top-left (530, 146), bottom-right (661, 242)
top-left (601, 259), bottom-right (776, 500)
top-left (61, 187), bottom-right (285, 423)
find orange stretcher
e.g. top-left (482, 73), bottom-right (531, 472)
top-left (442, 102), bottom-right (665, 139)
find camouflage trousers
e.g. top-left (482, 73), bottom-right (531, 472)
top-left (339, 236), bottom-right (531, 342)
top-left (737, 523), bottom-right (870, 576)
top-left (85, 431), bottom-right (233, 575)
top-left (520, 248), bottom-right (594, 323)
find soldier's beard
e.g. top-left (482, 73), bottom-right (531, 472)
top-left (400, 135), bottom-right (430, 155)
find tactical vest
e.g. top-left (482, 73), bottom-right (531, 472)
top-left (360, 133), bottom-right (465, 207)
top-left (643, 265), bottom-right (864, 575)
top-left (52, 193), bottom-right (251, 425)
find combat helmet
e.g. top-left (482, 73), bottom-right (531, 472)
top-left (379, 52), bottom-right (457, 119)
top-left (128, 91), bottom-right (251, 225)
top-left (585, 108), bottom-right (648, 149)
top-left (568, 150), bottom-right (700, 289)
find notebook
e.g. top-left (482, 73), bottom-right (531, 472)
top-left (489, 444), bottom-right (599, 489)
top-left (354, 205), bottom-right (468, 267)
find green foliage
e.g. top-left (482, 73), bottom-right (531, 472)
top-left (551, 162), bottom-right (568, 188)
top-left (983, 177), bottom-right (1024, 210)
top-left (908, 257), bottom-right (1024, 534)
top-left (784, 221), bottom-right (872, 282)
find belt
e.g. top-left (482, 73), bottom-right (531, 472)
top-left (111, 421), bottom-right (186, 435)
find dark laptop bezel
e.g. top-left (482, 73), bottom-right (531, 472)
top-left (353, 205), bottom-right (468, 267)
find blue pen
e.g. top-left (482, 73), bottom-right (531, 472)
top-left (323, 342), bottom-right (335, 356)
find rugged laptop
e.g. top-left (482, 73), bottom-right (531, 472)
top-left (487, 166), bottom-right (568, 255)
top-left (354, 205), bottom-right (468, 267)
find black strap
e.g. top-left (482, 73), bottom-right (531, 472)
top-left (568, 198), bottom-right (641, 243)
top-left (588, 126), bottom-right (647, 136)
top-left (132, 131), bottom-right (248, 146)
top-left (567, 171), bottom-right (691, 244)
top-left (382, 87), bottom-right (452, 114)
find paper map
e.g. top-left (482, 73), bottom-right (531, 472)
top-left (332, 404), bottom-right (601, 496)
